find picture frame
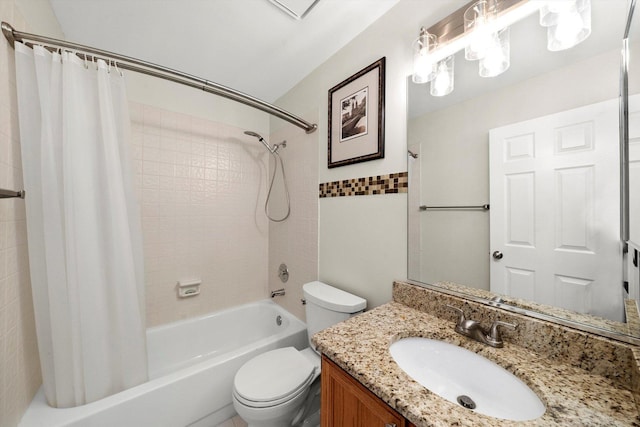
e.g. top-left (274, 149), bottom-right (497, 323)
top-left (328, 57), bottom-right (385, 168)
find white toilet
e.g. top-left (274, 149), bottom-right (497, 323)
top-left (232, 281), bottom-right (366, 427)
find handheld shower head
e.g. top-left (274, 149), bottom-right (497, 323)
top-left (244, 130), bottom-right (291, 222)
top-left (244, 130), bottom-right (275, 153)
top-left (244, 130), bottom-right (264, 140)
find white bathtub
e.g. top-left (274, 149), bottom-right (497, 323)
top-left (19, 300), bottom-right (308, 427)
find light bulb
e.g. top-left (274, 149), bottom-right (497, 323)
top-left (434, 66), bottom-right (450, 92)
top-left (413, 49), bottom-right (434, 83)
top-left (481, 51), bottom-right (503, 76)
top-left (412, 29), bottom-right (437, 84)
top-left (540, 0), bottom-right (577, 26)
top-left (464, 0), bottom-right (497, 61)
top-left (430, 56), bottom-right (454, 97)
top-left (553, 10), bottom-right (583, 45)
top-left (467, 25), bottom-right (494, 60)
top-left (543, 0), bottom-right (591, 51)
top-left (479, 27), bottom-right (510, 77)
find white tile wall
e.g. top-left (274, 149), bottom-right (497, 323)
top-left (268, 112), bottom-right (319, 321)
top-left (0, 3), bottom-right (42, 427)
top-left (130, 102), bottom-right (271, 326)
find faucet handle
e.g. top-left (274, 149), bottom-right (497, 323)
top-left (446, 304), bottom-right (465, 322)
top-left (486, 320), bottom-right (517, 348)
top-left (446, 305), bottom-right (471, 335)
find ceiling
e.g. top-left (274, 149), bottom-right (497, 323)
top-left (48, 0), bottom-right (401, 103)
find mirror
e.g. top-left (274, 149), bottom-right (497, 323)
top-left (628, 0), bottom-right (640, 304)
top-left (407, 0), bottom-right (640, 339)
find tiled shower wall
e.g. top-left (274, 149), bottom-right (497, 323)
top-left (130, 102), bottom-right (270, 327)
top-left (0, 4), bottom-right (42, 426)
top-left (268, 115), bottom-right (319, 321)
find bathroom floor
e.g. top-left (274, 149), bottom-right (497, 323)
top-left (216, 415), bottom-right (248, 427)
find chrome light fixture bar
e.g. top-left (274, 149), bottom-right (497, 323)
top-left (412, 0), bottom-right (592, 97)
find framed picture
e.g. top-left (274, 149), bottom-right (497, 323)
top-left (328, 57), bottom-right (385, 168)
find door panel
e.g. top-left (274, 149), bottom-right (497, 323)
top-left (490, 99), bottom-right (622, 321)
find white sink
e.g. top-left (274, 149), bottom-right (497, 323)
top-left (389, 337), bottom-right (545, 421)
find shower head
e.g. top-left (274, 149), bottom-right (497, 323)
top-left (244, 130), bottom-right (264, 141)
top-left (244, 130), bottom-right (275, 153)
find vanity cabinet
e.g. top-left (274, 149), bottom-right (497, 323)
top-left (321, 355), bottom-right (416, 427)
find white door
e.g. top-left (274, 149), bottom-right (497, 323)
top-left (489, 99), bottom-right (623, 321)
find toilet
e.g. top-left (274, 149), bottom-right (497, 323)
top-left (232, 281), bottom-right (366, 427)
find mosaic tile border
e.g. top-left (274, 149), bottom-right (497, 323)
top-left (319, 172), bottom-right (408, 198)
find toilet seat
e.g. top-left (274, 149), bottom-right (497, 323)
top-left (233, 347), bottom-right (317, 408)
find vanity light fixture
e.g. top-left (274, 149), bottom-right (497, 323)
top-left (464, 0), bottom-right (511, 78)
top-left (539, 0), bottom-right (591, 51)
top-left (463, 0), bottom-right (499, 61)
top-left (412, 27), bottom-right (438, 84)
top-left (413, 0), bottom-right (591, 97)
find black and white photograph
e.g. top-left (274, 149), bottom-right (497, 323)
top-left (340, 86), bottom-right (368, 142)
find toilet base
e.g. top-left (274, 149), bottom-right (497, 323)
top-left (235, 378), bottom-right (321, 427)
top-left (233, 385), bottom-right (309, 427)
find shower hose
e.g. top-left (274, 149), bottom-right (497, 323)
top-left (265, 150), bottom-right (290, 222)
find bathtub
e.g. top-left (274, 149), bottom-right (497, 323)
top-left (19, 300), bottom-right (308, 427)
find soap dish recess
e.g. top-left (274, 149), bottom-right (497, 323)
top-left (177, 279), bottom-right (201, 298)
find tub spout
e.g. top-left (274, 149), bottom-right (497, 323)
top-left (270, 288), bottom-right (286, 298)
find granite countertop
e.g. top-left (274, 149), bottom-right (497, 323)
top-left (313, 302), bottom-right (640, 427)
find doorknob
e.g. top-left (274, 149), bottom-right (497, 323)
top-left (492, 251), bottom-right (503, 260)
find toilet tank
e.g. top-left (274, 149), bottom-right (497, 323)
top-left (303, 281), bottom-right (366, 351)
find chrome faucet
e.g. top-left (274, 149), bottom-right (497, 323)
top-left (270, 288), bottom-right (286, 298)
top-left (446, 305), bottom-right (516, 348)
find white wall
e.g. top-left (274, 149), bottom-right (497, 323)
top-left (126, 72), bottom-right (270, 134)
top-left (274, 1), bottom-right (467, 308)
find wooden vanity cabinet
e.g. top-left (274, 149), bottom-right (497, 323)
top-left (321, 355), bottom-right (416, 427)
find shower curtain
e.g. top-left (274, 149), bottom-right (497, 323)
top-left (14, 43), bottom-right (148, 408)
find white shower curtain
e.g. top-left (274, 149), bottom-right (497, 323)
top-left (14, 43), bottom-right (148, 408)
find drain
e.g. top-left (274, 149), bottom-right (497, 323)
top-left (457, 395), bottom-right (476, 410)
top-left (276, 315), bottom-right (282, 326)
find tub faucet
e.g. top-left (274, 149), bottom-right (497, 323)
top-left (270, 288), bottom-right (285, 298)
top-left (446, 305), bottom-right (516, 348)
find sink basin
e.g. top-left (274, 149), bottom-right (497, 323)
top-left (389, 337), bottom-right (545, 421)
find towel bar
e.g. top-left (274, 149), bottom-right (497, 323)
top-left (0, 189), bottom-right (25, 199)
top-left (419, 204), bottom-right (489, 211)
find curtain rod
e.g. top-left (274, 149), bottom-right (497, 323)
top-left (1, 22), bottom-right (318, 134)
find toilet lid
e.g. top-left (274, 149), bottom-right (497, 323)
top-left (234, 347), bottom-right (316, 403)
